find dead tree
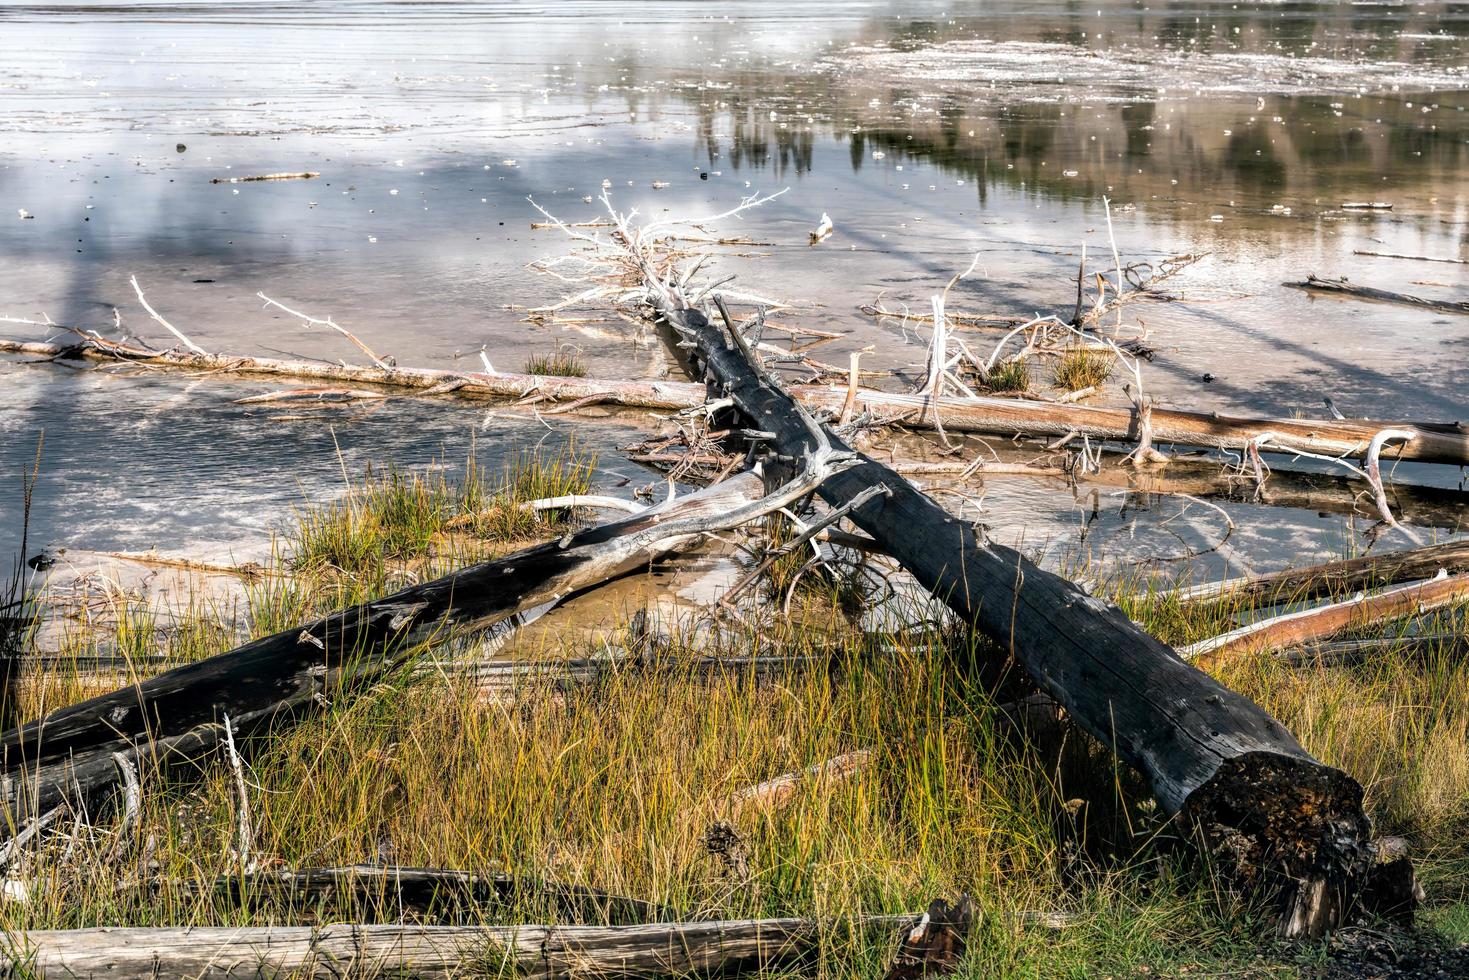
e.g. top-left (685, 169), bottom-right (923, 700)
top-left (1174, 539), bottom-right (1469, 607)
top-left (6, 336), bottom-right (1469, 465)
top-left (3, 914), bottom-right (902, 979)
top-left (656, 297), bottom-right (1375, 938)
top-left (0, 464), bottom-right (849, 825)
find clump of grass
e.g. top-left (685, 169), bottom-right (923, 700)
top-left (1050, 343), bottom-right (1114, 391)
top-left (287, 443), bottom-right (598, 579)
top-left (523, 347), bottom-right (587, 378)
top-left (467, 443), bottom-right (597, 541)
top-left (984, 357), bottom-right (1030, 393)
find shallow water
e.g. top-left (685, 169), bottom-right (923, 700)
top-left (1, 0), bottom-right (1466, 577)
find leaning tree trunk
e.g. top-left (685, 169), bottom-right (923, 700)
top-left (0, 471), bottom-right (780, 824)
top-left (656, 298), bottom-right (1375, 938)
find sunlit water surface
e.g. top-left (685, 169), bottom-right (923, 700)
top-left (1, 0), bottom-right (1466, 586)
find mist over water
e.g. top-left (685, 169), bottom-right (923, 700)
top-left (1, 1), bottom-right (1465, 575)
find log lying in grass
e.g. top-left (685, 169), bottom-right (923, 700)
top-left (1183, 573), bottom-right (1469, 667)
top-left (658, 297), bottom-right (1375, 938)
top-left (4, 915), bottom-right (888, 979)
top-left (171, 865), bottom-right (667, 926)
top-left (1285, 275), bottom-right (1469, 316)
top-left (1276, 633), bottom-right (1468, 669)
top-left (5, 336), bottom-right (1469, 465)
top-left (0, 466), bottom-right (840, 823)
top-left (1174, 540), bottom-right (1469, 607)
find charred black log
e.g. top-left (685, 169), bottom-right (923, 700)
top-left (657, 299), bottom-right (1376, 938)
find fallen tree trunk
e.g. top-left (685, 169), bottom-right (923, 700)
top-left (0, 467), bottom-right (825, 823)
top-left (1285, 275), bottom-right (1469, 316)
top-left (1276, 633), bottom-right (1468, 669)
top-left (907, 455), bottom-right (1469, 531)
top-left (1174, 540), bottom-right (1469, 607)
top-left (3, 915), bottom-right (880, 979)
top-left (1182, 573), bottom-right (1469, 666)
top-left (166, 864), bottom-right (667, 926)
top-left (6, 337), bottom-right (1468, 465)
top-left (658, 297), bottom-right (1375, 938)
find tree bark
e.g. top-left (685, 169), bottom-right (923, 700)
top-left (657, 300), bottom-right (1374, 938)
top-left (6, 337), bottom-right (1468, 465)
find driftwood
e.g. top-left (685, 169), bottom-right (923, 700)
top-left (1174, 540), bottom-right (1469, 607)
top-left (1286, 275), bottom-right (1469, 316)
top-left (5, 336), bottom-right (1469, 465)
top-left (657, 296), bottom-right (1375, 938)
top-left (1353, 249), bottom-right (1468, 266)
top-left (1183, 574), bottom-right (1469, 666)
top-left (914, 455), bottom-right (1469, 532)
top-left (2, 915), bottom-right (894, 979)
top-left (0, 466), bottom-right (845, 823)
top-left (1275, 634), bottom-right (1467, 669)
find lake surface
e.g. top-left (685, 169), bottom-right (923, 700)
top-left (1, 0), bottom-right (1466, 578)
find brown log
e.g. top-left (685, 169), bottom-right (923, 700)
top-left (5, 337), bottom-right (1468, 465)
top-left (1174, 540), bottom-right (1469, 607)
top-left (1184, 574), bottom-right (1469, 666)
top-left (658, 297), bottom-right (1375, 938)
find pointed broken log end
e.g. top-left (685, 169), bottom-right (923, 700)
top-left (882, 895), bottom-right (974, 980)
top-left (1182, 751), bottom-right (1372, 940)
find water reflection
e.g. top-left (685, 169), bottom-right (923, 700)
top-left (0, 0), bottom-right (1465, 573)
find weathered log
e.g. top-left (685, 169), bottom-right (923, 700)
top-left (1285, 275), bottom-right (1469, 316)
top-left (657, 298), bottom-right (1375, 938)
top-left (168, 864), bottom-right (666, 926)
top-left (1275, 633), bottom-right (1467, 669)
top-left (1183, 573), bottom-right (1469, 666)
top-left (910, 455), bottom-right (1469, 531)
top-left (5, 337), bottom-right (1468, 465)
top-left (0, 467), bottom-right (831, 824)
top-left (1174, 540), bottom-right (1469, 607)
top-left (2, 915), bottom-right (884, 979)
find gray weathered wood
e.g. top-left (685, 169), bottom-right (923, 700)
top-left (4, 916), bottom-right (867, 979)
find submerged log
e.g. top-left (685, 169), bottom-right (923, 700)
top-left (5, 337), bottom-right (1469, 465)
top-left (1286, 275), bottom-right (1469, 316)
top-left (657, 297), bottom-right (1375, 938)
top-left (2, 915), bottom-right (879, 979)
top-left (0, 468), bottom-right (828, 823)
top-left (1174, 540), bottom-right (1469, 607)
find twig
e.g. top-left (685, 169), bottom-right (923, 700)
top-left (129, 276), bottom-right (206, 354)
top-left (257, 293), bottom-right (391, 369)
top-left (222, 714), bottom-right (254, 871)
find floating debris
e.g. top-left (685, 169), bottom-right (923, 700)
top-left (809, 212), bottom-right (834, 245)
top-left (209, 172), bottom-right (320, 184)
top-left (651, 180), bottom-right (670, 189)
top-left (1341, 202), bottom-right (1393, 210)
